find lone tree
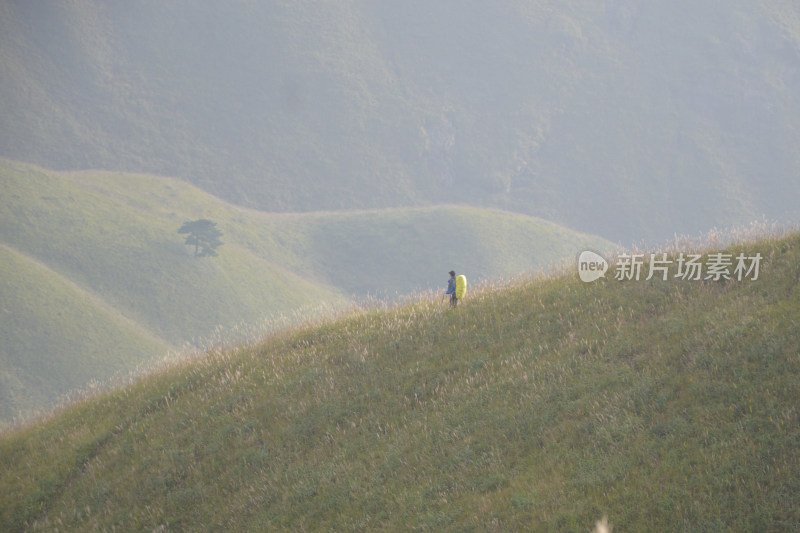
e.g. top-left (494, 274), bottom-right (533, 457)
top-left (178, 219), bottom-right (223, 257)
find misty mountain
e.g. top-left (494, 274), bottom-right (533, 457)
top-left (2, 1), bottom-right (799, 243)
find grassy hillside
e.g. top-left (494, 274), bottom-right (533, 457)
top-left (0, 159), bottom-right (610, 425)
top-left (0, 244), bottom-right (169, 422)
top-left (1, 231), bottom-right (797, 531)
top-left (2, 1), bottom-right (799, 242)
top-left (0, 159), bottom-right (351, 341)
top-left (271, 205), bottom-right (609, 297)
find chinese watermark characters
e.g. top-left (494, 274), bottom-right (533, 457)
top-left (579, 251), bottom-right (762, 282)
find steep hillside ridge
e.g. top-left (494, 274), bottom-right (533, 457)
top-left (1, 231), bottom-right (797, 531)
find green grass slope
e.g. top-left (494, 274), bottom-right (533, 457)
top-left (0, 159), bottom-right (611, 424)
top-left (1, 232), bottom-right (797, 531)
top-left (269, 205), bottom-right (610, 297)
top-left (0, 244), bottom-right (170, 423)
top-left (0, 160), bottom-right (350, 343)
top-left (0, 159), bottom-right (352, 424)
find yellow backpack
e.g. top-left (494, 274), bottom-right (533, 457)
top-left (455, 275), bottom-right (467, 299)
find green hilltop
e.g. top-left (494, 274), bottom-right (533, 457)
top-left (0, 159), bottom-right (611, 424)
top-left (1, 231), bottom-right (797, 531)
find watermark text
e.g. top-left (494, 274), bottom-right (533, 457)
top-left (579, 251), bottom-right (762, 282)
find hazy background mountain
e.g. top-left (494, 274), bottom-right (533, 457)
top-left (2, 0), bottom-right (799, 244)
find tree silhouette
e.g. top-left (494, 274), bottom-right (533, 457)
top-left (178, 219), bottom-right (223, 257)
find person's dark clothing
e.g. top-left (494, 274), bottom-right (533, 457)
top-left (446, 276), bottom-right (457, 308)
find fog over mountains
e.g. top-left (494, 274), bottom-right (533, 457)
top-left (3, 0), bottom-right (799, 244)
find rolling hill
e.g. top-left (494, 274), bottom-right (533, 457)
top-left (2, 1), bottom-right (799, 243)
top-left (0, 244), bottom-right (169, 422)
top-left (0, 158), bottom-right (612, 424)
top-left (1, 230), bottom-right (797, 531)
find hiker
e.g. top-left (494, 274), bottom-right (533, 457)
top-left (445, 270), bottom-right (458, 308)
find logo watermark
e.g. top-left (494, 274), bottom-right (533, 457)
top-left (578, 251), bottom-right (762, 282)
top-left (578, 250), bottom-right (609, 283)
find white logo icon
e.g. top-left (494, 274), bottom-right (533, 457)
top-left (578, 251), bottom-right (608, 282)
